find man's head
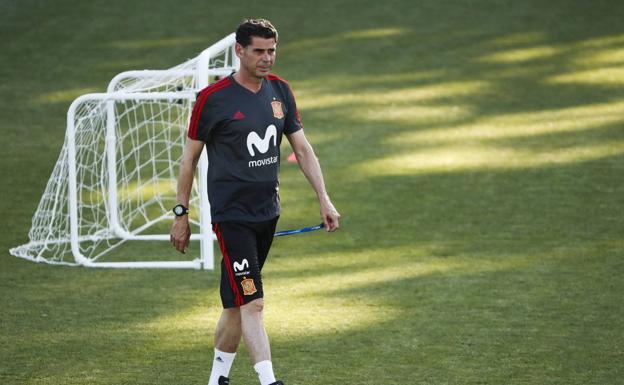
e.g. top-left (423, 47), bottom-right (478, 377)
top-left (235, 19), bottom-right (279, 80)
top-left (236, 18), bottom-right (278, 47)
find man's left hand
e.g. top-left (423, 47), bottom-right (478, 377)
top-left (320, 198), bottom-right (340, 232)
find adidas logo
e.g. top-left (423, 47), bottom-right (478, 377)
top-left (233, 110), bottom-right (245, 120)
top-left (216, 356), bottom-right (224, 363)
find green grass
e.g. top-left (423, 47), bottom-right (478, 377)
top-left (2, 0), bottom-right (624, 384)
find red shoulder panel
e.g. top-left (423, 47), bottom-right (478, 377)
top-left (188, 77), bottom-right (232, 139)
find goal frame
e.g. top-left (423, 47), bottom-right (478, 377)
top-left (13, 33), bottom-right (239, 269)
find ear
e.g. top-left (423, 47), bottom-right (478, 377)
top-left (235, 43), bottom-right (244, 58)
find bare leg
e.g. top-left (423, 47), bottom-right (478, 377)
top-left (207, 308), bottom-right (242, 385)
top-left (215, 307), bottom-right (242, 353)
top-left (240, 298), bottom-right (271, 363)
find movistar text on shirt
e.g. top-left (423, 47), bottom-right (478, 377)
top-left (249, 156), bottom-right (279, 168)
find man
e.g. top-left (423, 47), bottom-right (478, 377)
top-left (170, 19), bottom-right (340, 385)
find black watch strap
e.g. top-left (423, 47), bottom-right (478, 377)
top-left (173, 204), bottom-right (189, 217)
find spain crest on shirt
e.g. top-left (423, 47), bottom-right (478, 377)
top-left (271, 100), bottom-right (284, 119)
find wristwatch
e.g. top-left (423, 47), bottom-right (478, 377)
top-left (172, 204), bottom-right (189, 217)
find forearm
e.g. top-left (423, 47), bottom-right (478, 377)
top-left (171, 139), bottom-right (203, 252)
top-left (176, 150), bottom-right (200, 206)
top-left (287, 130), bottom-right (340, 231)
top-left (293, 142), bottom-right (329, 202)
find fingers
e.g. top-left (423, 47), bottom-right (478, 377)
top-left (329, 216), bottom-right (340, 231)
top-left (170, 222), bottom-right (190, 253)
top-left (324, 215), bottom-right (332, 232)
top-left (324, 212), bottom-right (340, 232)
top-left (320, 199), bottom-right (340, 233)
top-left (176, 237), bottom-right (190, 253)
top-left (171, 236), bottom-right (183, 253)
top-left (174, 237), bottom-right (187, 253)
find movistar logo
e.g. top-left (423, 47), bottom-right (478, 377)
top-left (233, 259), bottom-right (249, 272)
top-left (233, 259), bottom-right (250, 277)
top-left (247, 124), bottom-right (277, 157)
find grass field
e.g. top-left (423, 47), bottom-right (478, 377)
top-left (2, 0), bottom-right (624, 384)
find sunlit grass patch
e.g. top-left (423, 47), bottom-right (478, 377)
top-left (37, 88), bottom-right (99, 104)
top-left (294, 70), bottom-right (446, 93)
top-left (388, 101), bottom-right (624, 142)
top-left (342, 27), bottom-right (409, 40)
top-left (351, 99), bottom-right (624, 175)
top-left (354, 142), bottom-right (624, 176)
top-left (572, 47), bottom-right (624, 66)
top-left (478, 45), bottom-right (562, 63)
top-left (140, 305), bottom-right (217, 332)
top-left (298, 81), bottom-right (488, 110)
top-left (117, 179), bottom-right (177, 203)
top-left (547, 67), bottom-right (624, 85)
top-left (271, 253), bottom-right (529, 297)
top-left (265, 298), bottom-right (401, 339)
top-left (280, 27), bottom-right (410, 54)
top-left (263, 246), bottom-right (534, 340)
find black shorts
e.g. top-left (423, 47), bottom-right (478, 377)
top-left (212, 217), bottom-right (279, 308)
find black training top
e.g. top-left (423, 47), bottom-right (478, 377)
top-left (187, 73), bottom-right (303, 222)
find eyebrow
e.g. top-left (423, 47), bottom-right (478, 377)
top-left (252, 47), bottom-right (276, 52)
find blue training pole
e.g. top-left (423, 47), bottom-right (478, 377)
top-left (274, 223), bottom-right (325, 237)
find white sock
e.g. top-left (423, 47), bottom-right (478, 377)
top-left (207, 348), bottom-right (236, 385)
top-left (253, 360), bottom-right (276, 385)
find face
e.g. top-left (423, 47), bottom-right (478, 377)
top-left (236, 36), bottom-right (277, 79)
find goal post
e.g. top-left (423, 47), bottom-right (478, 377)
top-left (10, 33), bottom-right (239, 269)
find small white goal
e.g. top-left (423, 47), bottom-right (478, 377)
top-left (10, 33), bottom-right (240, 269)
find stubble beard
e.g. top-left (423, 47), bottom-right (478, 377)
top-left (255, 64), bottom-right (272, 79)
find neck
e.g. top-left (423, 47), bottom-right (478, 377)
top-left (234, 71), bottom-right (263, 93)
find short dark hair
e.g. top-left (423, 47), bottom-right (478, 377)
top-left (236, 19), bottom-right (278, 47)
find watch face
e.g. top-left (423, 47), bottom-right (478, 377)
top-left (173, 205), bottom-right (185, 216)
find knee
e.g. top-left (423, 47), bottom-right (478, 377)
top-left (221, 308), bottom-right (241, 327)
top-left (241, 298), bottom-right (264, 314)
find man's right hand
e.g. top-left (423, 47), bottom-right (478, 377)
top-left (170, 216), bottom-right (191, 253)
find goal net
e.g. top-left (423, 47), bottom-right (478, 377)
top-left (10, 33), bottom-right (239, 269)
